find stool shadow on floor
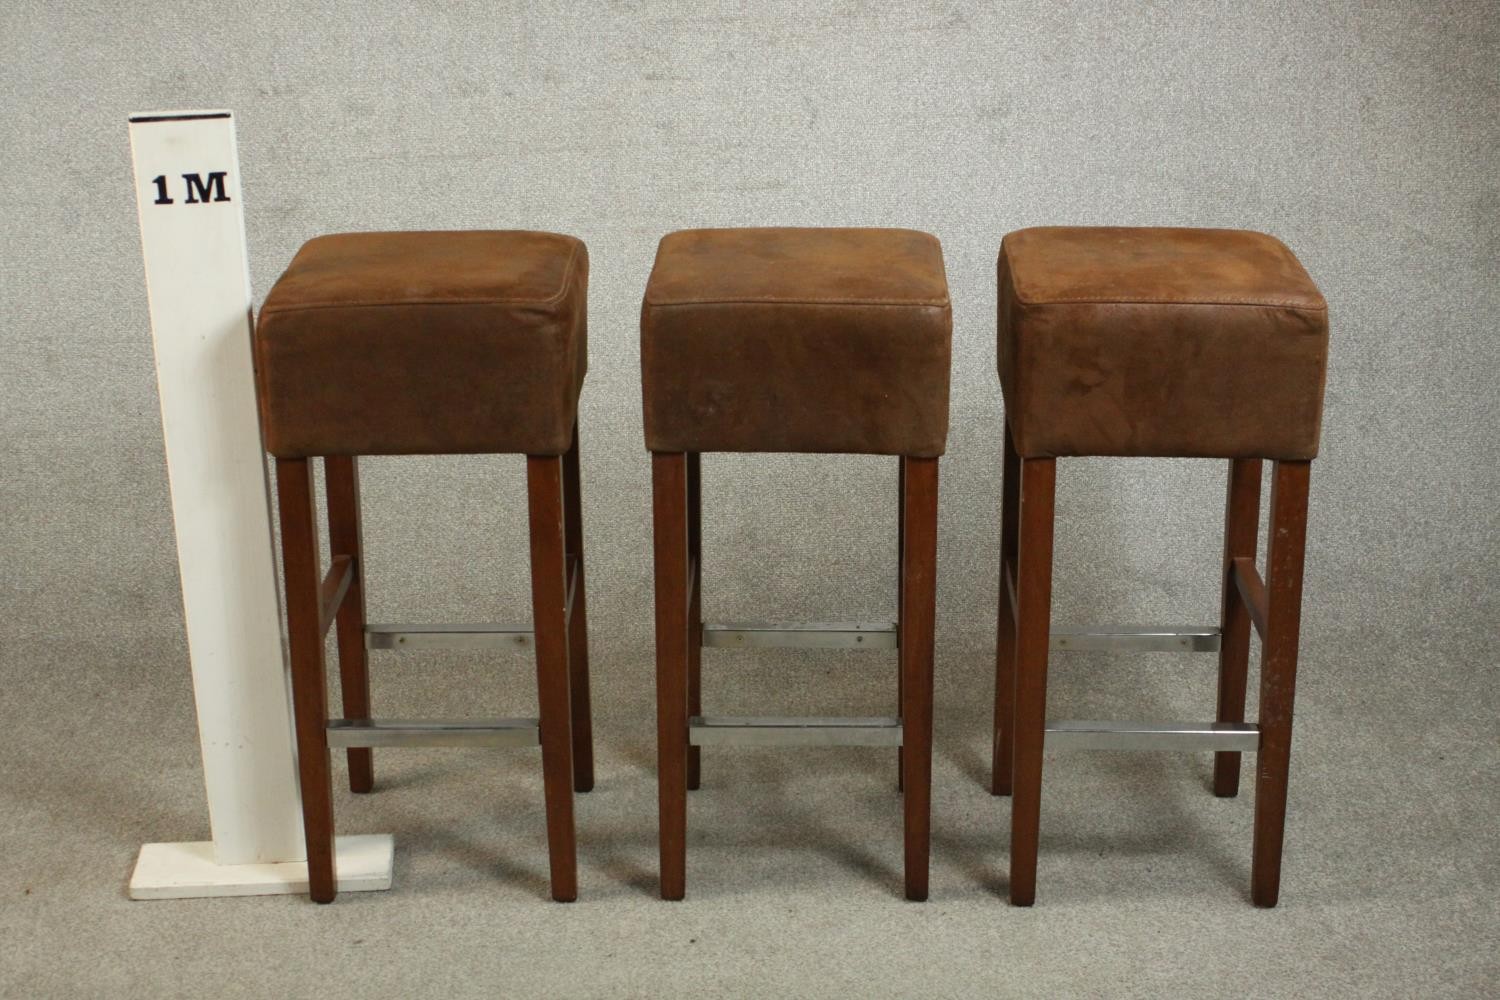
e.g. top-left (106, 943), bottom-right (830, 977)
top-left (600, 740), bottom-right (910, 899)
top-left (374, 812), bottom-right (555, 901)
top-left (610, 735), bottom-right (660, 777)
top-left (943, 733), bottom-right (993, 791)
top-left (693, 752), bottom-right (907, 898)
top-left (334, 752), bottom-right (566, 900)
top-left (801, 812), bottom-right (905, 898)
top-left (333, 757), bottom-right (458, 793)
top-left (578, 842), bottom-right (658, 899)
top-left (501, 733), bottom-right (665, 900)
top-left (937, 734), bottom-right (1245, 899)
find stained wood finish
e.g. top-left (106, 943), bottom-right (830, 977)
top-left (686, 452), bottom-right (703, 791)
top-left (1008, 456), bottom-right (1056, 907)
top-left (325, 455), bottom-right (373, 794)
top-left (652, 452), bottom-right (690, 900)
top-left (1215, 458), bottom-right (1262, 797)
top-left (562, 426), bottom-right (595, 793)
top-left (896, 457), bottom-right (905, 792)
top-left (991, 419), bottom-right (1022, 796)
top-left (526, 454), bottom-right (578, 902)
top-left (899, 456), bottom-right (939, 901)
top-left (276, 457), bottom-right (336, 903)
top-left (1252, 459), bottom-right (1311, 907)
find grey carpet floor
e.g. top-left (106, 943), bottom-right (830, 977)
top-left (3, 633), bottom-right (1496, 998)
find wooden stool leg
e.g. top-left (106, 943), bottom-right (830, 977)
top-left (686, 452), bottom-right (703, 791)
top-left (1009, 456), bottom-right (1056, 906)
top-left (899, 456), bottom-right (938, 901)
top-left (896, 457), bottom-right (905, 792)
top-left (1214, 458), bottom-right (1262, 797)
top-left (991, 419), bottom-right (1021, 795)
top-left (1252, 460), bottom-right (1311, 907)
top-left (276, 458), bottom-right (336, 903)
top-left (562, 426), bottom-right (595, 793)
top-left (652, 452), bottom-right (690, 900)
top-left (527, 454), bottom-right (578, 902)
top-left (324, 456), bottom-right (373, 794)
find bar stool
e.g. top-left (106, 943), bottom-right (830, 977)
top-left (641, 227), bottom-right (952, 901)
top-left (991, 226), bottom-right (1328, 907)
top-left (253, 230), bottom-right (594, 903)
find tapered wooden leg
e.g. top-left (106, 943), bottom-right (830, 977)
top-left (1252, 460), bottom-right (1310, 907)
top-left (1009, 457), bottom-right (1056, 907)
top-left (562, 426), bottom-right (595, 793)
top-left (527, 454), bottom-right (578, 902)
top-left (991, 420), bottom-right (1021, 795)
top-left (899, 456), bottom-right (938, 901)
top-left (276, 457), bottom-right (336, 904)
top-left (324, 455), bottom-right (373, 794)
top-left (686, 452), bottom-right (703, 791)
top-left (1215, 458), bottom-right (1262, 797)
top-left (896, 457), bottom-right (905, 792)
top-left (652, 452), bottom-right (690, 900)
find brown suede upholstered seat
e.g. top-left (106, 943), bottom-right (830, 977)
top-left (255, 230), bottom-right (587, 457)
top-left (998, 227), bottom-right (1328, 460)
top-left (641, 227), bottom-right (952, 456)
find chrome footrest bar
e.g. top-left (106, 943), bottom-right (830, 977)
top-left (365, 623), bottom-right (534, 651)
top-left (327, 718), bottom-right (541, 748)
top-left (701, 621), bottom-right (898, 650)
top-left (689, 715), bottom-right (903, 747)
top-left (1044, 721), bottom-right (1259, 752)
top-left (1049, 625), bottom-right (1221, 652)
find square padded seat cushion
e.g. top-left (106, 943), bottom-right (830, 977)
top-left (998, 227), bottom-right (1328, 460)
top-left (641, 227), bottom-right (952, 456)
top-left (255, 230), bottom-right (586, 457)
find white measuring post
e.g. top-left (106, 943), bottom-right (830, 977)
top-left (126, 110), bottom-right (393, 899)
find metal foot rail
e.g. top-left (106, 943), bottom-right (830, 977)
top-left (327, 718), bottom-right (541, 749)
top-left (366, 557), bottom-right (582, 652)
top-left (1049, 625), bottom-right (1221, 652)
top-left (689, 716), bottom-right (903, 747)
top-left (1044, 720), bottom-right (1259, 752)
top-left (365, 623), bottom-right (534, 651)
top-left (701, 621), bottom-right (898, 650)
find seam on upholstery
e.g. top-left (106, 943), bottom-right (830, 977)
top-left (261, 241), bottom-right (584, 315)
top-left (1011, 294), bottom-right (1325, 311)
top-left (260, 299), bottom-right (572, 314)
top-left (643, 296), bottom-right (951, 308)
top-left (250, 333), bottom-right (277, 454)
top-left (661, 226), bottom-right (942, 243)
top-left (546, 240), bottom-right (584, 305)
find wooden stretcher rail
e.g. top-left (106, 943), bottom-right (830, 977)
top-left (318, 556), bottom-right (353, 637)
top-left (1232, 556), bottom-right (1268, 639)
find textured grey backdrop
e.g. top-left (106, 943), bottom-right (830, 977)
top-left (2, 2), bottom-right (1497, 997)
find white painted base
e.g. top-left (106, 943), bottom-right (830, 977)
top-left (128, 834), bottom-right (395, 900)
